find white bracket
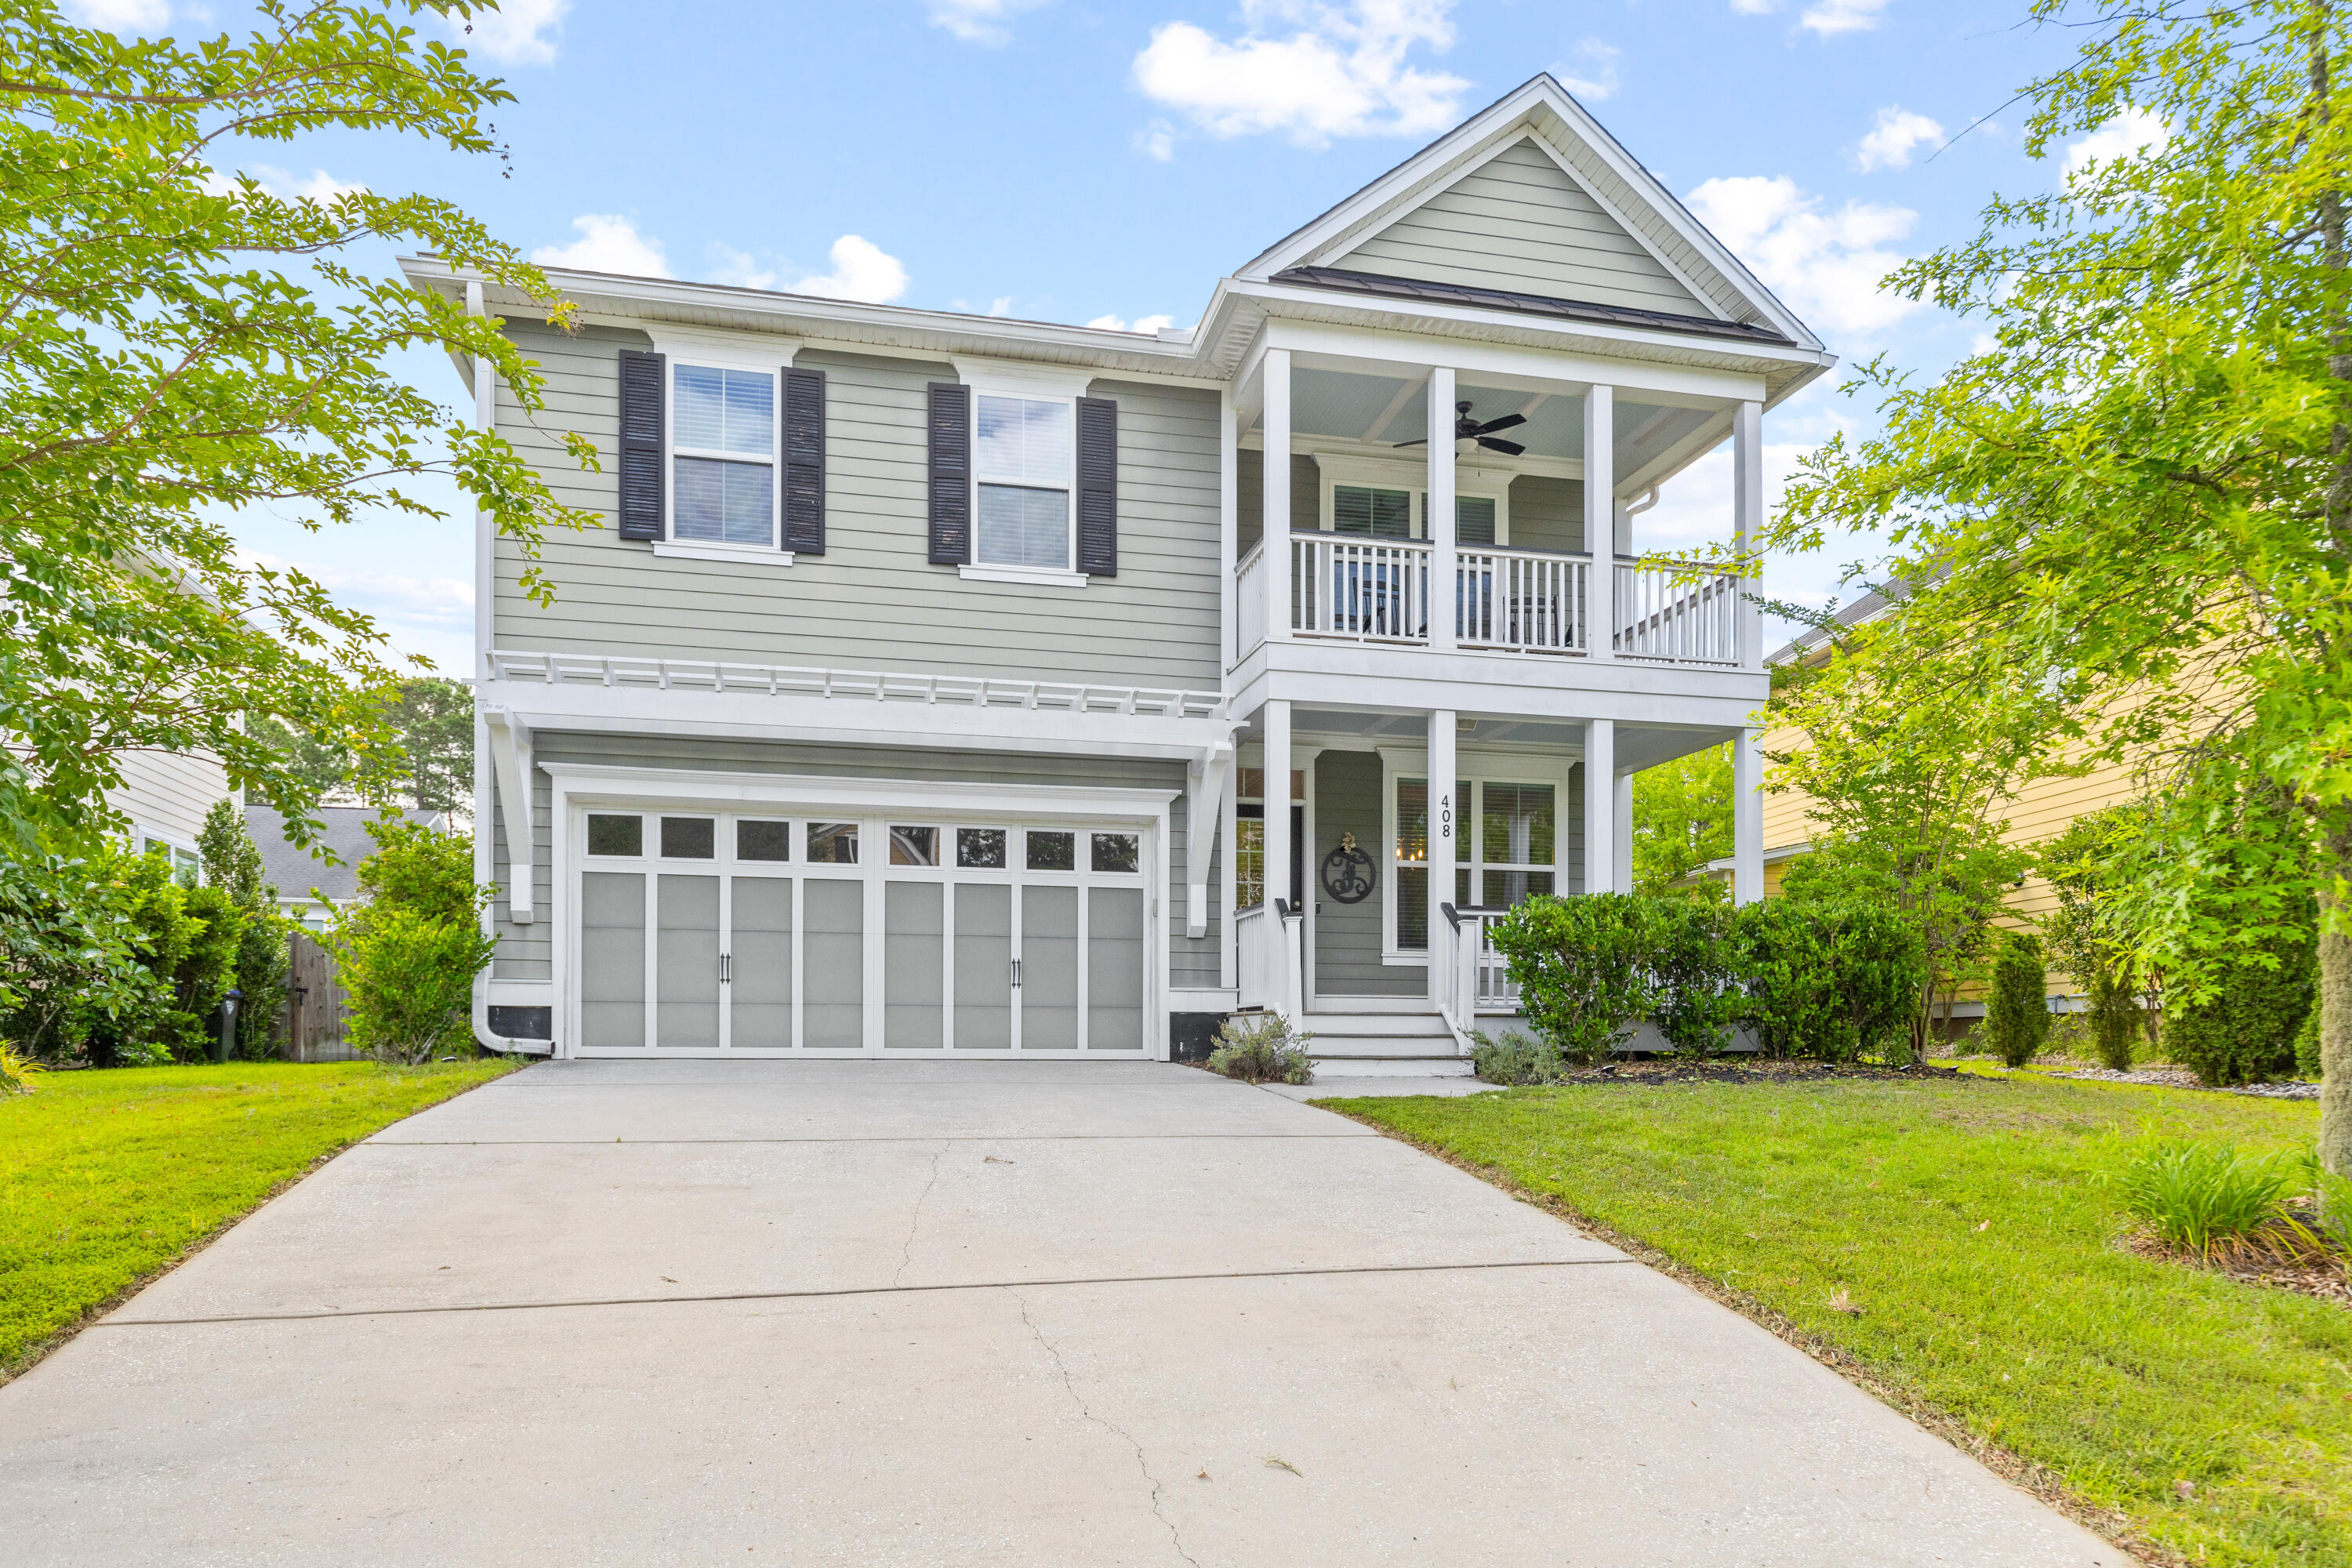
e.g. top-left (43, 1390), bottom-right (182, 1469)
top-left (482, 705), bottom-right (535, 924)
top-left (1184, 741), bottom-right (1234, 940)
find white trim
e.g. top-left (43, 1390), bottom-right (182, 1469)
top-left (949, 356), bottom-right (1097, 399)
top-left (542, 762), bottom-right (1181, 819)
top-left (957, 562), bottom-right (1087, 590)
top-left (654, 540), bottom-right (796, 568)
top-left (1313, 454), bottom-right (1512, 544)
top-left (1374, 746), bottom-right (1577, 965)
top-left (650, 328), bottom-right (804, 368)
top-left (663, 357), bottom-right (781, 552)
top-left (964, 382), bottom-right (1079, 575)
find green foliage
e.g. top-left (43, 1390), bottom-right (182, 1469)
top-left (0, 1040), bottom-right (38, 1094)
top-left (72, 846), bottom-right (240, 1065)
top-left (2161, 925), bottom-right (2317, 1087)
top-left (1630, 742), bottom-right (1733, 895)
top-left (0, 851), bottom-right (167, 1062)
top-left (1733, 897), bottom-right (1924, 1064)
top-left (1487, 894), bottom-right (1657, 1065)
top-left (1646, 898), bottom-right (1739, 1058)
top-left (1205, 1013), bottom-right (1313, 1084)
top-left (2111, 1139), bottom-right (2305, 1261)
top-left (245, 676), bottom-right (476, 813)
top-left (1757, 1), bottom-right (2352, 1169)
top-left (1984, 931), bottom-right (2053, 1069)
top-left (328, 817), bottom-right (492, 1064)
top-left (2041, 810), bottom-right (2151, 1072)
top-left (0, 1), bottom-right (597, 858)
top-left (199, 800), bottom-right (292, 1059)
top-left (1468, 1029), bottom-right (1567, 1086)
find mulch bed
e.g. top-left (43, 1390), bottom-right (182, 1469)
top-left (2120, 1230), bottom-right (2352, 1312)
top-left (1490, 1059), bottom-right (1971, 1088)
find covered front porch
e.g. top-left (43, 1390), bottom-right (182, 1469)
top-left (1223, 702), bottom-right (1766, 1066)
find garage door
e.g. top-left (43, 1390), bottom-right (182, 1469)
top-left (572, 811), bottom-right (1151, 1056)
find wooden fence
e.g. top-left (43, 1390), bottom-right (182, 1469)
top-left (285, 930), bottom-right (354, 1062)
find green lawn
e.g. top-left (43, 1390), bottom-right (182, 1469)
top-left (1, 1058), bottom-right (518, 1380)
top-left (1331, 1071), bottom-right (2350, 1568)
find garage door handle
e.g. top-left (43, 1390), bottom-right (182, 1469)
top-left (1011, 958), bottom-right (1022, 989)
top-left (720, 953), bottom-right (731, 984)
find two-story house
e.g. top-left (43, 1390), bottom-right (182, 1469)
top-left (408, 75), bottom-right (1831, 1072)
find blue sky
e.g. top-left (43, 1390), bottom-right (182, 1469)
top-left (84, 0), bottom-right (2141, 673)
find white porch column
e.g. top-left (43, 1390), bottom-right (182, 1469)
top-left (1262, 698), bottom-right (1292, 910)
top-left (1219, 389), bottom-right (1238, 670)
top-left (1426, 708), bottom-right (1458, 1006)
top-left (1613, 770), bottom-right (1634, 897)
top-left (1262, 349), bottom-right (1293, 644)
top-left (1426, 366), bottom-right (1457, 652)
top-left (1733, 398), bottom-right (1765, 670)
top-left (1584, 385), bottom-right (1614, 662)
top-left (1583, 718), bottom-right (1616, 895)
top-left (1733, 725), bottom-right (1766, 906)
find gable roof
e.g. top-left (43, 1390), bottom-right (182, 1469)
top-left (245, 804), bottom-right (448, 904)
top-left (1236, 74), bottom-right (1820, 352)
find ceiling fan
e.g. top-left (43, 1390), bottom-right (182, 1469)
top-left (1396, 400), bottom-right (1526, 457)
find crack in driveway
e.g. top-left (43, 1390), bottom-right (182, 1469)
top-left (893, 1144), bottom-right (946, 1288)
top-left (1012, 1287), bottom-right (1200, 1568)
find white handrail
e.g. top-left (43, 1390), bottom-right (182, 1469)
top-left (1235, 539), bottom-right (1268, 660)
top-left (1613, 561), bottom-right (1740, 665)
top-left (1235, 905), bottom-right (1272, 1011)
top-left (1290, 532), bottom-right (1430, 643)
top-left (1457, 547), bottom-right (1588, 654)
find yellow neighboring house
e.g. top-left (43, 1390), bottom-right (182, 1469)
top-left (1697, 584), bottom-right (2143, 1017)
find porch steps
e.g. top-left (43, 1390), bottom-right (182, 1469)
top-left (1299, 1007), bottom-right (1474, 1077)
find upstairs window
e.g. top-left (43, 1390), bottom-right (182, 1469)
top-left (974, 394), bottom-right (1072, 569)
top-left (673, 364), bottom-right (775, 546)
top-left (1332, 485), bottom-right (1411, 539)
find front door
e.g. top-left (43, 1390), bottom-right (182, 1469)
top-left (572, 809), bottom-right (1152, 1056)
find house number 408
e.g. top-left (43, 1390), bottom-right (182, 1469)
top-left (1439, 793), bottom-right (1452, 840)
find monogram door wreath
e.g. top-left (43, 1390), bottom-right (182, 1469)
top-left (1319, 830), bottom-right (1377, 904)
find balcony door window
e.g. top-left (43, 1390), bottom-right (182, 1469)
top-left (975, 394), bottom-right (1073, 569)
top-left (672, 364), bottom-right (776, 546)
top-left (1331, 485), bottom-right (1411, 539)
top-left (1390, 775), bottom-right (1558, 952)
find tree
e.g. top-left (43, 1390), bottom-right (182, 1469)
top-left (2041, 809), bottom-right (2155, 1071)
top-left (246, 675), bottom-right (474, 814)
top-left (198, 798), bottom-right (291, 1058)
top-left (1984, 930), bottom-right (2053, 1067)
top-left (1631, 742), bottom-right (1733, 895)
top-left (1763, 2), bottom-right (2352, 1169)
top-left (0, 1), bottom-right (595, 859)
top-left (1763, 613), bottom-right (2055, 1056)
top-left (328, 814), bottom-right (491, 1062)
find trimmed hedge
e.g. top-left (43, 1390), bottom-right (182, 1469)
top-left (1486, 892), bottom-right (1923, 1064)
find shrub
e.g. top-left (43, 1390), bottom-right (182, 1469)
top-left (2111, 1139), bottom-right (2303, 1260)
top-left (2294, 1007), bottom-right (2321, 1081)
top-left (1646, 898), bottom-right (1739, 1058)
top-left (1487, 893), bottom-right (1656, 1065)
top-left (1984, 930), bottom-right (2052, 1068)
top-left (0, 851), bottom-right (168, 1063)
top-left (329, 818), bottom-right (494, 1065)
top-left (2161, 931), bottom-right (2314, 1086)
top-left (198, 799), bottom-right (292, 1060)
top-left (1732, 898), bottom-right (1922, 1063)
top-left (2313, 1163), bottom-right (2352, 1258)
top-left (1206, 1012), bottom-right (1312, 1084)
top-left (1469, 1029), bottom-right (1566, 1085)
top-left (0, 1040), bottom-right (40, 1094)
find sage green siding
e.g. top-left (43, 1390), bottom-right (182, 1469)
top-left (1339, 139), bottom-right (1708, 318)
top-left (1236, 450), bottom-right (1320, 554)
top-left (1508, 475), bottom-right (1583, 554)
top-left (487, 732), bottom-right (1221, 989)
top-left (1312, 751), bottom-right (1418, 996)
top-left (492, 327), bottom-right (1221, 689)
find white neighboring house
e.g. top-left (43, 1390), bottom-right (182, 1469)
top-left (408, 74), bottom-right (1830, 1069)
top-left (111, 749), bottom-right (228, 883)
top-left (245, 805), bottom-right (448, 928)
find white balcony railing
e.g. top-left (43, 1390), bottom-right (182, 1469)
top-left (1614, 561), bottom-right (1740, 665)
top-left (1235, 904), bottom-right (1273, 1010)
top-left (1457, 548), bottom-right (1587, 655)
top-left (1236, 539), bottom-right (1269, 659)
top-left (1292, 532), bottom-right (1431, 643)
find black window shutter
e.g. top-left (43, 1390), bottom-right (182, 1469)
top-left (782, 366), bottom-right (826, 554)
top-left (927, 381), bottom-right (971, 566)
top-left (616, 348), bottom-right (665, 541)
top-left (1076, 395), bottom-right (1118, 577)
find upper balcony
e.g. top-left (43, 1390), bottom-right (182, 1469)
top-left (1223, 335), bottom-right (1772, 718)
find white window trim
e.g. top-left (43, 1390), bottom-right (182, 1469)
top-left (653, 539), bottom-right (797, 568)
top-left (664, 356), bottom-right (783, 556)
top-left (1374, 746), bottom-right (1573, 964)
top-left (967, 382), bottom-right (1080, 576)
top-left (1315, 455), bottom-right (1511, 543)
top-left (958, 562), bottom-right (1087, 590)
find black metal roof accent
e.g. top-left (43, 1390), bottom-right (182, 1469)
top-left (1267, 265), bottom-right (1795, 347)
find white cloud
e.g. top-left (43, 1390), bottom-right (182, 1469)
top-left (456, 0), bottom-right (569, 65)
top-left (1556, 37), bottom-right (1619, 103)
top-left (791, 235), bottom-right (909, 304)
top-left (1131, 0), bottom-right (1469, 147)
top-left (1853, 106), bottom-right (1942, 172)
top-left (1136, 121), bottom-right (1178, 162)
top-left (927, 0), bottom-right (1045, 45)
top-left (62, 0), bottom-right (169, 30)
top-left (1800, 0), bottom-right (1889, 34)
top-left (201, 165), bottom-right (368, 203)
top-left (708, 243), bottom-right (779, 291)
top-left (1685, 174), bottom-right (1919, 337)
top-left (2063, 106), bottom-right (2168, 176)
top-left (532, 215), bottom-right (670, 278)
top-left (1087, 313), bottom-right (1178, 334)
top-left (988, 296), bottom-right (1016, 317)
top-left (1730, 0), bottom-right (1776, 11)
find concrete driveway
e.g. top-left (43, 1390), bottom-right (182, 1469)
top-left (3, 1061), bottom-right (2121, 1566)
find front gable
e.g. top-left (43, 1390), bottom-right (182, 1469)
top-left (1240, 75), bottom-right (1820, 350)
top-left (1334, 137), bottom-right (1710, 320)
